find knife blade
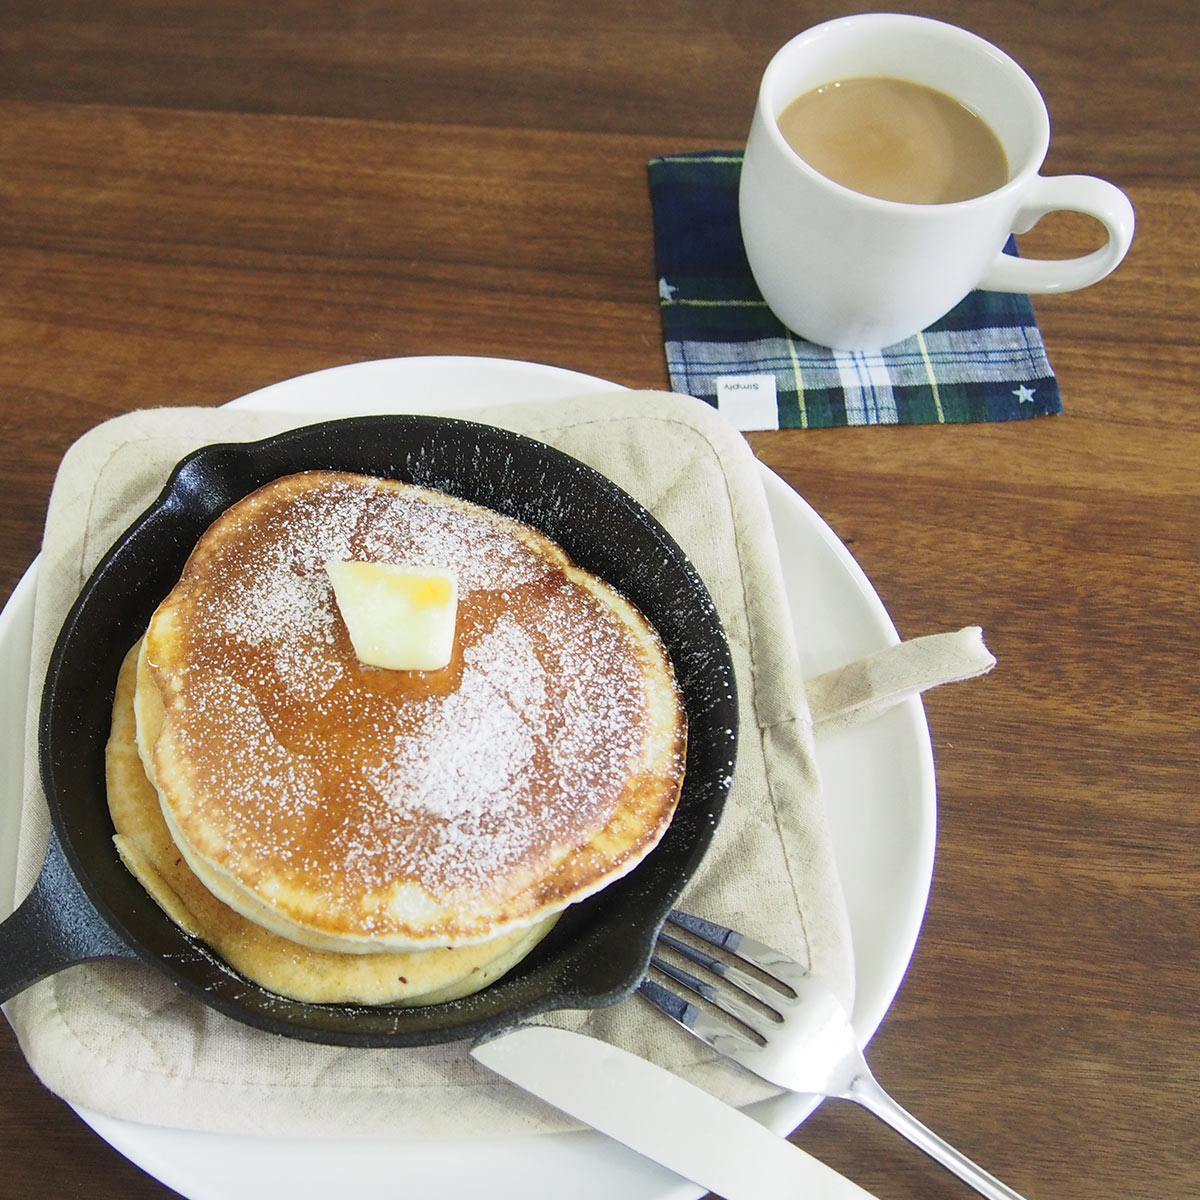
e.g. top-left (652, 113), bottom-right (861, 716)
top-left (471, 1025), bottom-right (877, 1200)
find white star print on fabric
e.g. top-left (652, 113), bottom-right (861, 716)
top-left (658, 277), bottom-right (678, 301)
top-left (1013, 385), bottom-right (1037, 403)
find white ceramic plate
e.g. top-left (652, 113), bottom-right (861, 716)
top-left (0, 357), bottom-right (935, 1199)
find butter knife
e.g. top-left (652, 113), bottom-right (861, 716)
top-left (471, 1025), bottom-right (876, 1200)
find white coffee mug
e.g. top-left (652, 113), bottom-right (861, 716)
top-left (738, 14), bottom-right (1136, 350)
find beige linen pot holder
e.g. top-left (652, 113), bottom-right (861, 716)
top-left (5, 390), bottom-right (993, 1138)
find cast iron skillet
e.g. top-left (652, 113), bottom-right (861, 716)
top-left (0, 415), bottom-right (737, 1046)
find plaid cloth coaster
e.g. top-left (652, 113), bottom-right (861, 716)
top-left (648, 151), bottom-right (1062, 429)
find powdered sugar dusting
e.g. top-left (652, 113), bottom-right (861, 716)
top-left (369, 616), bottom-right (546, 823)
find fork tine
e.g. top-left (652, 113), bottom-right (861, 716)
top-left (655, 931), bottom-right (789, 1016)
top-left (637, 976), bottom-right (765, 1061)
top-left (666, 909), bottom-right (811, 993)
top-left (649, 950), bottom-right (782, 1033)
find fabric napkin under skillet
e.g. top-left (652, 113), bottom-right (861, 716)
top-left (8, 390), bottom-right (991, 1140)
top-left (648, 150), bottom-right (1063, 428)
top-left (9, 391), bottom-right (853, 1138)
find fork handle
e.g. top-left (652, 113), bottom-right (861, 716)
top-left (846, 1073), bottom-right (1031, 1200)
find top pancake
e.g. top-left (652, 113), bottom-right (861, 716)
top-left (139, 470), bottom-right (686, 954)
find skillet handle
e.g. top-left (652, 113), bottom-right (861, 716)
top-left (0, 828), bottom-right (137, 1004)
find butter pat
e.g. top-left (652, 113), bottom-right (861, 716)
top-left (325, 561), bottom-right (458, 671)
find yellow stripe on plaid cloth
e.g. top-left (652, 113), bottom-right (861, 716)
top-left (786, 337), bottom-right (809, 430)
top-left (915, 331), bottom-right (946, 423)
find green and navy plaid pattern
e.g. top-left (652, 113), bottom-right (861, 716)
top-left (648, 151), bottom-right (1062, 428)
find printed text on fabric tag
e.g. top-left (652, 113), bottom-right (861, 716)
top-left (715, 373), bottom-right (780, 430)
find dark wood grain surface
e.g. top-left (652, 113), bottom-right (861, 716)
top-left (1, 2), bottom-right (1196, 1198)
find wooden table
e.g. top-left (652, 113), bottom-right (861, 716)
top-left (1, 3), bottom-right (1196, 1197)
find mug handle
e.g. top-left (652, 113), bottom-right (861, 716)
top-left (978, 175), bottom-right (1135, 294)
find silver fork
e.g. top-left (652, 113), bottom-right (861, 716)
top-left (639, 910), bottom-right (1030, 1200)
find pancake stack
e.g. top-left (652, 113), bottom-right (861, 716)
top-left (105, 470), bottom-right (686, 1007)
